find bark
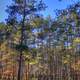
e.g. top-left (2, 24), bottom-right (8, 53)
top-left (17, 53), bottom-right (23, 80)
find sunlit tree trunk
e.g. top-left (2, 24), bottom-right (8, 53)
top-left (0, 43), bottom-right (3, 79)
top-left (26, 59), bottom-right (29, 80)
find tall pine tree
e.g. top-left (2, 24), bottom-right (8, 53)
top-left (6, 0), bottom-right (46, 80)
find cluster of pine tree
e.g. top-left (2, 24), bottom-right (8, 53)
top-left (0, 0), bottom-right (80, 80)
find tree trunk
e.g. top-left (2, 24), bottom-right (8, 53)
top-left (17, 53), bottom-right (23, 80)
top-left (26, 61), bottom-right (29, 80)
top-left (17, 0), bottom-right (26, 80)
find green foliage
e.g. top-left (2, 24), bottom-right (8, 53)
top-left (0, 23), bottom-right (6, 30)
top-left (15, 44), bottom-right (28, 51)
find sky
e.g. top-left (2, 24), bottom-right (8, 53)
top-left (0, 0), bottom-right (79, 22)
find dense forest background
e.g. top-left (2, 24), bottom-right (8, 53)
top-left (0, 0), bottom-right (80, 80)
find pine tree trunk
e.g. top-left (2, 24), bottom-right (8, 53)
top-left (17, 0), bottom-right (26, 80)
top-left (17, 52), bottom-right (23, 80)
top-left (0, 44), bottom-right (3, 79)
top-left (26, 59), bottom-right (29, 80)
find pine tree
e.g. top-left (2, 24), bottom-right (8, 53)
top-left (6, 0), bottom-right (46, 80)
